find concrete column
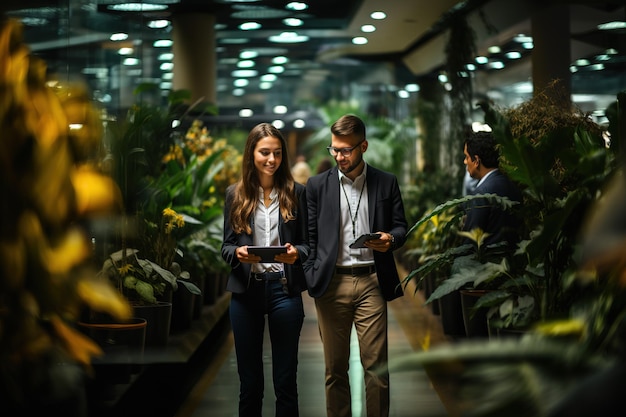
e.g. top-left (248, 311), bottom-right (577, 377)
top-left (171, 13), bottom-right (217, 106)
top-left (531, 2), bottom-right (571, 107)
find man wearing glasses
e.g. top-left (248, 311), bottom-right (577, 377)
top-left (304, 114), bottom-right (407, 417)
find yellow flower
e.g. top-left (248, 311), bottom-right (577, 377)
top-left (162, 144), bottom-right (184, 165)
top-left (162, 207), bottom-right (177, 218)
top-left (162, 207), bottom-right (184, 234)
top-left (117, 263), bottom-right (134, 276)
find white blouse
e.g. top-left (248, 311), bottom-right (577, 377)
top-left (251, 187), bottom-right (282, 274)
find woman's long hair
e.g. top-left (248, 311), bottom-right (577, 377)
top-left (229, 123), bottom-right (297, 235)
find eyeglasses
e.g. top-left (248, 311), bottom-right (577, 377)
top-left (326, 140), bottom-right (364, 157)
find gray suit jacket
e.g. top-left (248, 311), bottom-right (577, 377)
top-left (304, 164), bottom-right (407, 301)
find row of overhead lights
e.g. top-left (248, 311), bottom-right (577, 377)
top-left (220, 4), bottom-right (391, 99)
top-left (105, 1), bottom-right (394, 98)
top-left (437, 22), bottom-right (623, 93)
top-left (100, 3), bottom-right (626, 118)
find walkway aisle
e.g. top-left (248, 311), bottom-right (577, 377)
top-left (176, 287), bottom-right (449, 417)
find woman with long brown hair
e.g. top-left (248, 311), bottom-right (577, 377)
top-left (221, 122), bottom-right (309, 417)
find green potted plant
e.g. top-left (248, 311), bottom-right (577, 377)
top-left (402, 193), bottom-right (522, 336)
top-left (478, 82), bottom-right (613, 331)
top-left (99, 97), bottom-right (196, 345)
top-left (155, 119), bottom-right (240, 306)
top-left (99, 110), bottom-right (243, 340)
top-left (392, 88), bottom-right (625, 417)
top-left (98, 206), bottom-right (203, 345)
top-left (404, 81), bottom-right (616, 335)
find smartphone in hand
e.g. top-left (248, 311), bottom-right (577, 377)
top-left (349, 233), bottom-right (381, 249)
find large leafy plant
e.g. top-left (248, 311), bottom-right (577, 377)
top-left (481, 83), bottom-right (613, 323)
top-left (404, 82), bottom-right (615, 331)
top-left (98, 208), bottom-right (202, 305)
top-left (102, 116), bottom-right (239, 304)
top-left (140, 119), bottom-right (238, 277)
top-left (401, 194), bottom-right (529, 325)
top-left (0, 18), bottom-right (131, 413)
top-left (392, 89), bottom-right (626, 417)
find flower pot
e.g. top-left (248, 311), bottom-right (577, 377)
top-left (171, 284), bottom-right (196, 333)
top-left (192, 273), bottom-right (206, 319)
top-left (133, 301), bottom-right (172, 347)
top-left (202, 272), bottom-right (217, 305)
top-left (460, 289), bottom-right (490, 338)
top-left (438, 290), bottom-right (465, 338)
top-left (78, 317), bottom-right (147, 384)
top-left (423, 272), bottom-right (440, 315)
top-left (204, 271), bottom-right (226, 305)
top-left (494, 326), bottom-right (528, 339)
top-left (78, 317), bottom-right (146, 359)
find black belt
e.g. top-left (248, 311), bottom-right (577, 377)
top-left (335, 265), bottom-right (376, 276)
top-left (252, 271), bottom-right (284, 281)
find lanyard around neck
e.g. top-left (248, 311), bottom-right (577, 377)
top-left (340, 178), bottom-right (366, 239)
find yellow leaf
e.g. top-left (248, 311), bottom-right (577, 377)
top-left (28, 86), bottom-right (67, 149)
top-left (49, 315), bottom-right (103, 367)
top-left (420, 330), bottom-right (431, 351)
top-left (534, 319), bottom-right (586, 338)
top-left (457, 228), bottom-right (491, 249)
top-left (71, 166), bottom-right (123, 215)
top-left (0, 238), bottom-right (26, 290)
top-left (40, 228), bottom-right (90, 275)
top-left (18, 213), bottom-right (85, 275)
top-left (430, 215), bottom-right (439, 228)
top-left (77, 279), bottom-right (132, 321)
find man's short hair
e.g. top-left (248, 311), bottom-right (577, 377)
top-left (465, 130), bottom-right (499, 168)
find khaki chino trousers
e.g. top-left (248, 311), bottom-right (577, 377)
top-left (314, 271), bottom-right (389, 417)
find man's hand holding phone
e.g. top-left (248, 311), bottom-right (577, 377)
top-left (349, 233), bottom-right (381, 249)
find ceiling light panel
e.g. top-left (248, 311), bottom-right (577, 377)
top-left (231, 8), bottom-right (290, 19)
top-left (283, 18), bottom-right (303, 27)
top-left (286, 2), bottom-right (308, 12)
top-left (107, 3), bottom-right (169, 12)
top-left (239, 21), bottom-right (261, 30)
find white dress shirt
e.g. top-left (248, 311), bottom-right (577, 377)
top-left (337, 164), bottom-right (374, 267)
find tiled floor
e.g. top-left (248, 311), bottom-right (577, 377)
top-left (175, 278), bottom-right (452, 417)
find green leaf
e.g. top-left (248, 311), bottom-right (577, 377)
top-left (178, 279), bottom-right (202, 295)
top-left (525, 189), bottom-right (586, 264)
top-left (123, 275), bottom-right (138, 289)
top-left (402, 244), bottom-right (473, 290)
top-left (406, 193), bottom-right (518, 237)
top-left (146, 259), bottom-right (178, 291)
top-left (135, 280), bottom-right (157, 304)
top-left (425, 260), bottom-right (508, 304)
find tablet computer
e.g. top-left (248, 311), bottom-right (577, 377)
top-left (348, 233), bottom-right (381, 249)
top-left (247, 246), bottom-right (288, 263)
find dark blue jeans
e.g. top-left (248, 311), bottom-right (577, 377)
top-left (230, 280), bottom-right (304, 417)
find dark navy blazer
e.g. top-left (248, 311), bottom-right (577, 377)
top-left (221, 183), bottom-right (310, 295)
top-left (463, 170), bottom-right (523, 247)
